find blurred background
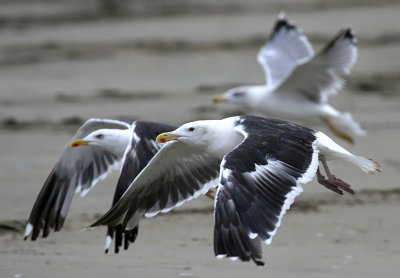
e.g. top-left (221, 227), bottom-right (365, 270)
top-left (0, 0), bottom-right (399, 277)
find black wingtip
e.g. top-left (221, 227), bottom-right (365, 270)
top-left (254, 259), bottom-right (265, 267)
top-left (270, 14), bottom-right (297, 41)
top-left (275, 17), bottom-right (295, 31)
top-left (23, 236), bottom-right (28, 241)
top-left (344, 28), bottom-right (354, 39)
top-left (322, 27), bottom-right (357, 53)
top-left (105, 248), bottom-right (109, 254)
top-left (344, 28), bottom-right (357, 45)
top-left (124, 236), bottom-right (129, 251)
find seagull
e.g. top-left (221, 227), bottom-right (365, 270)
top-left (212, 14), bottom-right (364, 144)
top-left (88, 115), bottom-right (380, 266)
top-left (24, 118), bottom-right (176, 254)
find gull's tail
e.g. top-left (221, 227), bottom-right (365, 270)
top-left (315, 131), bottom-right (380, 174)
top-left (323, 112), bottom-right (366, 144)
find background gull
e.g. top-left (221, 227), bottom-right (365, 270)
top-left (89, 115), bottom-right (380, 266)
top-left (212, 14), bottom-right (364, 144)
top-left (24, 118), bottom-right (175, 255)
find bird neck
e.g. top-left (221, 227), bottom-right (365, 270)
top-left (108, 128), bottom-right (132, 156)
top-left (203, 117), bottom-right (245, 159)
top-left (246, 85), bottom-right (271, 105)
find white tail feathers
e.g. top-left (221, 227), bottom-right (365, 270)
top-left (315, 131), bottom-right (380, 174)
top-left (349, 155), bottom-right (380, 174)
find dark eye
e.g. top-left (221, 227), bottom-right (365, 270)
top-left (188, 127), bottom-right (195, 132)
top-left (232, 92), bottom-right (244, 98)
top-left (95, 134), bottom-right (104, 139)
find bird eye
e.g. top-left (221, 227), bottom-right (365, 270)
top-left (95, 134), bottom-right (104, 139)
top-left (188, 127), bottom-right (195, 132)
top-left (233, 92), bottom-right (244, 98)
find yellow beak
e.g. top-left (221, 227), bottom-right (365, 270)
top-left (211, 95), bottom-right (225, 103)
top-left (156, 132), bottom-right (180, 143)
top-left (70, 138), bottom-right (89, 147)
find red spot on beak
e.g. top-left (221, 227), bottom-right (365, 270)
top-left (70, 139), bottom-right (87, 147)
top-left (159, 138), bottom-right (166, 143)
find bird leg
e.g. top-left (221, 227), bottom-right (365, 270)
top-left (205, 189), bottom-right (216, 200)
top-left (322, 117), bottom-right (354, 144)
top-left (317, 155), bottom-right (354, 195)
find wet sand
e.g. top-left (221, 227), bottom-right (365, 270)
top-left (1, 1), bottom-right (399, 277)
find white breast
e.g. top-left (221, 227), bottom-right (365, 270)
top-left (204, 117), bottom-right (245, 159)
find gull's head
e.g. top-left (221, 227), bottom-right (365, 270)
top-left (212, 87), bottom-right (250, 105)
top-left (156, 121), bottom-right (211, 146)
top-left (70, 128), bottom-right (130, 156)
top-left (157, 117), bottom-right (244, 159)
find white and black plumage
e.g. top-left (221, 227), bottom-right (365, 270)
top-left (24, 118), bottom-right (176, 253)
top-left (104, 120), bottom-right (176, 253)
top-left (212, 14), bottom-right (364, 144)
top-left (24, 118), bottom-right (131, 241)
top-left (89, 115), bottom-right (380, 266)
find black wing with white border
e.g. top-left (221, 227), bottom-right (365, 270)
top-left (105, 121), bottom-right (176, 253)
top-left (214, 116), bottom-right (319, 265)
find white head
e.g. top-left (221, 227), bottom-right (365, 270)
top-left (212, 85), bottom-right (267, 107)
top-left (156, 121), bottom-right (211, 148)
top-left (212, 86), bottom-right (249, 105)
top-left (156, 117), bottom-right (244, 158)
top-left (70, 128), bottom-right (131, 156)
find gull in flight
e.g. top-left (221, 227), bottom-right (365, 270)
top-left (212, 14), bottom-right (364, 143)
top-left (89, 115), bottom-right (379, 266)
top-left (24, 118), bottom-right (175, 254)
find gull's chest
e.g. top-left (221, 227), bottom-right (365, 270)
top-left (204, 131), bottom-right (244, 160)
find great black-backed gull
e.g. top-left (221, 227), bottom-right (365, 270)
top-left (212, 14), bottom-right (364, 144)
top-left (89, 115), bottom-right (379, 266)
top-left (24, 118), bottom-right (175, 254)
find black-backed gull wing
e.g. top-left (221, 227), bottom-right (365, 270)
top-left (25, 118), bottom-right (130, 240)
top-left (90, 140), bottom-right (221, 230)
top-left (277, 28), bottom-right (357, 103)
top-left (105, 121), bottom-right (176, 253)
top-left (214, 116), bottom-right (319, 265)
top-left (257, 13), bottom-right (314, 90)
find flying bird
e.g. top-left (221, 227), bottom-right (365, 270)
top-left (89, 115), bottom-right (379, 266)
top-left (212, 14), bottom-right (364, 144)
top-left (24, 118), bottom-right (175, 254)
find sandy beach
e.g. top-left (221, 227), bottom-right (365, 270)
top-left (1, 1), bottom-right (399, 277)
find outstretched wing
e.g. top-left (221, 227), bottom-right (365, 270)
top-left (277, 28), bottom-right (358, 103)
top-left (90, 140), bottom-right (221, 231)
top-left (24, 118), bottom-right (130, 240)
top-left (105, 121), bottom-right (176, 254)
top-left (213, 116), bottom-right (319, 265)
top-left (257, 13), bottom-right (314, 90)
